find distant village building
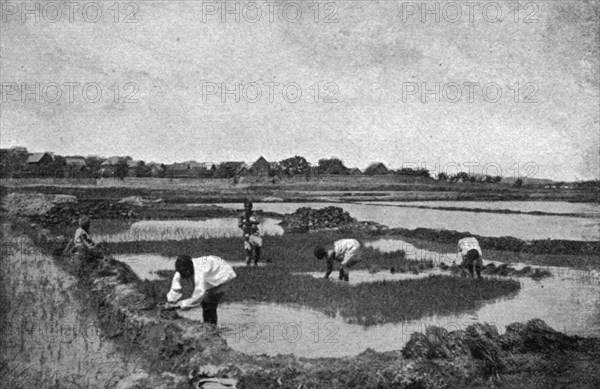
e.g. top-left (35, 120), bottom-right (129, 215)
top-left (65, 156), bottom-right (87, 176)
top-left (10, 146), bottom-right (28, 154)
top-left (147, 162), bottom-right (165, 177)
top-left (364, 162), bottom-right (389, 175)
top-left (249, 156), bottom-right (270, 176)
top-left (27, 152), bottom-right (53, 165)
top-left (199, 162), bottom-right (217, 171)
top-left (214, 161), bottom-right (246, 178)
top-left (100, 156), bottom-right (127, 177)
top-left (65, 156), bottom-right (87, 168)
top-left (101, 156), bottom-right (124, 166)
top-left (235, 164), bottom-right (249, 177)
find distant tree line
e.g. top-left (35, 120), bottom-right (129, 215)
top-left (6, 147), bottom-right (591, 187)
top-left (437, 171), bottom-right (502, 184)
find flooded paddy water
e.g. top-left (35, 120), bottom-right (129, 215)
top-left (216, 202), bottom-right (600, 241)
top-left (370, 200), bottom-right (600, 217)
top-left (174, 266), bottom-right (600, 358)
top-left (106, 200), bottom-right (599, 358)
top-left (115, 243), bottom-right (600, 358)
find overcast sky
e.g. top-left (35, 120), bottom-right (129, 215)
top-left (1, 0), bottom-right (598, 181)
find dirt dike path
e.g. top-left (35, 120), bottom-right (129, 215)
top-left (0, 221), bottom-right (190, 388)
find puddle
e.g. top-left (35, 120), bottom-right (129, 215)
top-left (114, 255), bottom-right (266, 280)
top-left (98, 218), bottom-right (283, 242)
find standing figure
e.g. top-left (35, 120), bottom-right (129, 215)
top-left (166, 255), bottom-right (237, 325)
top-left (457, 236), bottom-right (483, 279)
top-left (314, 238), bottom-right (362, 282)
top-left (238, 199), bottom-right (262, 266)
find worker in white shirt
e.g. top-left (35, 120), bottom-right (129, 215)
top-left (314, 239), bottom-right (362, 282)
top-left (457, 237), bottom-right (483, 279)
top-left (166, 255), bottom-right (237, 325)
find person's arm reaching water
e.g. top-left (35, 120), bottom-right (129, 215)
top-left (166, 271), bottom-right (183, 303)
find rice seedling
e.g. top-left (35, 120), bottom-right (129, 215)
top-left (94, 218), bottom-right (284, 242)
top-left (126, 231), bottom-right (521, 326)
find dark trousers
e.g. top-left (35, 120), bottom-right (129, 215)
top-left (338, 268), bottom-right (349, 282)
top-left (201, 287), bottom-right (225, 325)
top-left (463, 249), bottom-right (483, 279)
top-left (245, 246), bottom-right (261, 265)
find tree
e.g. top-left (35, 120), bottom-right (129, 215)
top-left (135, 161), bottom-right (152, 177)
top-left (279, 156), bottom-right (310, 176)
top-left (317, 158), bottom-right (348, 175)
top-left (437, 172), bottom-right (448, 182)
top-left (114, 159), bottom-right (129, 180)
top-left (49, 155), bottom-right (67, 177)
top-left (85, 156), bottom-right (104, 177)
top-left (0, 148), bottom-right (28, 178)
top-left (514, 178), bottom-right (523, 188)
top-left (157, 164), bottom-right (167, 178)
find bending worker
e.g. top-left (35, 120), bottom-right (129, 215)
top-left (457, 236), bottom-right (483, 279)
top-left (314, 238), bottom-right (362, 282)
top-left (166, 255), bottom-right (237, 325)
top-left (238, 199), bottom-right (262, 266)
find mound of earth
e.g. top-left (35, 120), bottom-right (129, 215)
top-left (280, 206), bottom-right (388, 233)
top-left (32, 200), bottom-right (136, 225)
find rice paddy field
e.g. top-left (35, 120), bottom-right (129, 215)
top-left (75, 210), bottom-right (597, 358)
top-left (2, 192), bottom-right (599, 388)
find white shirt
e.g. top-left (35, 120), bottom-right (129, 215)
top-left (457, 237), bottom-right (483, 257)
top-left (166, 256), bottom-right (237, 309)
top-left (332, 239), bottom-right (361, 265)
